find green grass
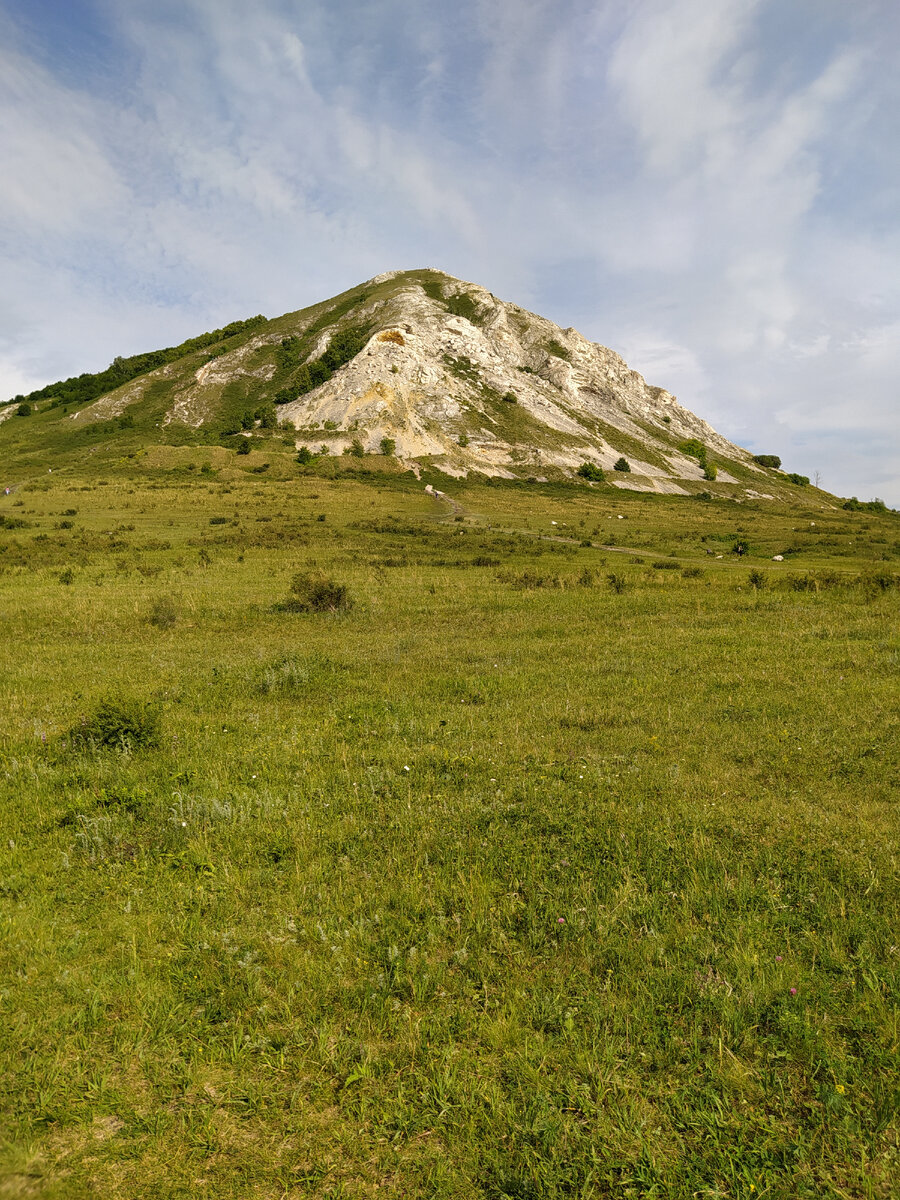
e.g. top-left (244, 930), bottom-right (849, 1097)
top-left (1, 461), bottom-right (898, 1198)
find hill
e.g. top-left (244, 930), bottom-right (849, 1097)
top-left (2, 269), bottom-right (823, 502)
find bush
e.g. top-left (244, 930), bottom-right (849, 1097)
top-left (458, 433), bottom-right (469, 447)
top-left (236, 439), bottom-right (251, 455)
top-left (276, 571), bottom-right (353, 613)
top-left (445, 292), bottom-right (486, 325)
top-left (732, 539), bottom-right (750, 556)
top-left (752, 454), bottom-right (781, 469)
top-left (703, 462), bottom-right (718, 481)
top-left (613, 457), bottom-right (631, 473)
top-left (607, 573), bottom-right (627, 593)
top-left (748, 569), bottom-right (767, 589)
top-left (296, 445), bottom-right (315, 465)
top-left (787, 473), bottom-right (809, 487)
top-left (577, 462), bottom-right (605, 482)
top-left (67, 696), bottom-right (161, 751)
top-left (346, 439), bottom-right (365, 458)
top-left (652, 560), bottom-right (680, 570)
top-left (502, 391), bottom-right (518, 404)
top-left (679, 438), bottom-right (707, 464)
top-left (379, 437), bottom-right (396, 456)
top-left (842, 497), bottom-right (888, 513)
top-left (147, 596), bottom-right (179, 629)
top-left (15, 402), bottom-right (32, 417)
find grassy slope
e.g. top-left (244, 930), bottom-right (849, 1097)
top-left (1, 453), bottom-right (899, 1199)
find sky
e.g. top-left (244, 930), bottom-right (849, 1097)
top-left (1, 0), bottom-right (898, 503)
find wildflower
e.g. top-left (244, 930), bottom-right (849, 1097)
top-left (836, 1084), bottom-right (845, 1094)
top-left (775, 955), bottom-right (783, 962)
top-left (402, 765), bottom-right (410, 772)
top-left (557, 917), bottom-right (565, 924)
top-left (181, 821), bottom-right (187, 827)
top-left (790, 987), bottom-right (797, 995)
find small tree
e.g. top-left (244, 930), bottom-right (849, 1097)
top-left (458, 433), bottom-right (469, 447)
top-left (296, 445), bottom-right (315, 465)
top-left (613, 457), bottom-right (631, 473)
top-left (236, 439), bottom-right (251, 455)
top-left (15, 402), bottom-right (32, 417)
top-left (256, 403), bottom-right (277, 429)
top-left (346, 438), bottom-right (365, 457)
top-left (577, 462), bottom-right (605, 482)
top-left (703, 462), bottom-right (718, 481)
top-left (379, 436), bottom-right (396, 456)
top-left (752, 454), bottom-right (781, 469)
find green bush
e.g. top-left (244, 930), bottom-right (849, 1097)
top-left (236, 439), bottom-right (251, 455)
top-left (752, 454), bottom-right (781, 469)
top-left (345, 439), bottom-right (365, 458)
top-left (379, 437), bottom-right (396, 456)
top-left (748, 569), bottom-right (767, 589)
top-left (458, 433), bottom-right (469, 447)
top-left (15, 402), bottom-right (32, 417)
top-left (703, 462), bottom-right (718, 481)
top-left (296, 445), bottom-right (315, 465)
top-left (679, 438), bottom-right (707, 464)
top-left (607, 573), bottom-right (627, 593)
top-left (613, 457), bottom-right (631, 473)
top-left (147, 596), bottom-right (179, 629)
top-left (445, 292), bottom-right (486, 325)
top-left (67, 696), bottom-right (161, 751)
top-left (276, 572), bottom-right (353, 614)
top-left (842, 497), bottom-right (888, 513)
top-left (652, 560), bottom-right (679, 570)
top-left (787, 473), bottom-right (810, 487)
top-left (502, 391), bottom-right (518, 404)
top-left (577, 462), bottom-right (605, 482)
top-left (545, 340), bottom-right (571, 361)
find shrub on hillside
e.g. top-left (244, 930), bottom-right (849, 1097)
top-left (379, 436), bottom-right (396, 456)
top-left (15, 402), bottom-right (32, 417)
top-left (752, 454), bottom-right (781, 469)
top-left (679, 438), bottom-right (708, 464)
top-left (787, 473), bottom-right (810, 486)
top-left (842, 497), bottom-right (888, 513)
top-left (613, 457), bottom-right (631, 473)
top-left (577, 462), bottom-right (605, 481)
top-left (703, 462), bottom-right (718, 481)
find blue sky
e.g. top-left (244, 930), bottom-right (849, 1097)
top-left (1, 0), bottom-right (898, 502)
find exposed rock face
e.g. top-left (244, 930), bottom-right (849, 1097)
top-left (272, 271), bottom-right (755, 485)
top-left (69, 268), bottom-right (764, 488)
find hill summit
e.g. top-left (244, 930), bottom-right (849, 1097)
top-left (4, 269), bottom-right (795, 496)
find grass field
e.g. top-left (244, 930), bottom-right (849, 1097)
top-left (1, 450), bottom-right (898, 1198)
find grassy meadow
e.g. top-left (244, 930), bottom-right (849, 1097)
top-left (1, 448), bottom-right (898, 1198)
